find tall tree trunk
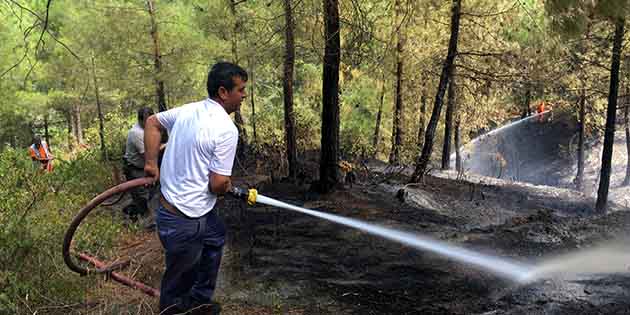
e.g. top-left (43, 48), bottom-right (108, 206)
top-left (228, 0), bottom-right (248, 157)
top-left (442, 68), bottom-right (456, 170)
top-left (521, 84), bottom-right (531, 119)
top-left (455, 116), bottom-right (462, 172)
top-left (411, 0), bottom-right (461, 182)
top-left (417, 85), bottom-right (427, 146)
top-left (283, 0), bottom-right (298, 180)
top-left (389, 0), bottom-right (405, 165)
top-left (623, 85), bottom-right (630, 186)
top-left (249, 58), bottom-right (257, 148)
top-left (575, 89), bottom-right (586, 190)
top-left (147, 0), bottom-right (167, 112)
top-left (92, 56), bottom-right (108, 161)
top-left (319, 0), bottom-right (340, 193)
top-left (372, 73), bottom-right (386, 159)
top-left (44, 114), bottom-right (50, 150)
top-left (596, 19), bottom-right (624, 213)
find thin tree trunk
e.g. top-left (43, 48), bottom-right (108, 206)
top-left (411, 0), bottom-right (461, 182)
top-left (229, 0), bottom-right (248, 156)
top-left (623, 85), bottom-right (630, 186)
top-left (575, 89), bottom-right (586, 190)
top-left (319, 0), bottom-right (340, 193)
top-left (455, 117), bottom-right (462, 172)
top-left (417, 85), bottom-right (427, 146)
top-left (283, 0), bottom-right (298, 180)
top-left (229, 0), bottom-right (239, 64)
top-left (249, 59), bottom-right (257, 148)
top-left (44, 114), bottom-right (50, 150)
top-left (147, 0), bottom-right (167, 112)
top-left (442, 68), bottom-right (456, 170)
top-left (389, 0), bottom-right (405, 165)
top-left (372, 73), bottom-right (386, 159)
top-left (596, 19), bottom-right (624, 213)
top-left (521, 85), bottom-right (531, 119)
top-left (92, 56), bottom-right (108, 161)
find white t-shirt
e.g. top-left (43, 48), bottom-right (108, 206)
top-left (156, 99), bottom-right (238, 217)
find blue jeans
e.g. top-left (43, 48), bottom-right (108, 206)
top-left (156, 205), bottom-right (226, 314)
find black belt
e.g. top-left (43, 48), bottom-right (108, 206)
top-left (159, 195), bottom-right (192, 219)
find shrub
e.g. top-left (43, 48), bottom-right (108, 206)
top-left (0, 148), bottom-right (123, 314)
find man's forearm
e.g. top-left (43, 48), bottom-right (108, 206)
top-left (144, 115), bottom-right (162, 166)
top-left (209, 173), bottom-right (232, 195)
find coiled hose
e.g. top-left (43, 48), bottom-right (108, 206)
top-left (62, 178), bottom-right (155, 278)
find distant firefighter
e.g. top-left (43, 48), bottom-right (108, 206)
top-left (535, 100), bottom-right (553, 123)
top-left (494, 152), bottom-right (507, 179)
top-left (338, 160), bottom-right (356, 187)
top-left (536, 101), bottom-right (546, 122)
top-left (28, 136), bottom-right (54, 172)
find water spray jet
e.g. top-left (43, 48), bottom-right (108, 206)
top-left (451, 110), bottom-right (551, 161)
top-left (233, 188), bottom-right (536, 283)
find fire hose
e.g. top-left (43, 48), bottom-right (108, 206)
top-left (62, 177), bottom-right (159, 297)
top-left (62, 178), bottom-right (256, 297)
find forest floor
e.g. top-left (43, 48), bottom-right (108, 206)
top-left (69, 115), bottom-right (630, 314)
top-left (74, 160), bottom-right (630, 315)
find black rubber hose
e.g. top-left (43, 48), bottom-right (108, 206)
top-left (101, 191), bottom-right (126, 206)
top-left (62, 177), bottom-right (154, 276)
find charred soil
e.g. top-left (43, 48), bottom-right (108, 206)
top-left (77, 168), bottom-right (630, 315)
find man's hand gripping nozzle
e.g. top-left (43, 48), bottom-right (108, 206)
top-left (230, 186), bottom-right (258, 206)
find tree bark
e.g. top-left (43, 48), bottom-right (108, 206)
top-left (521, 84), bottom-right (531, 119)
top-left (623, 85), bottom-right (630, 186)
top-left (389, 0), bottom-right (405, 165)
top-left (319, 0), bottom-right (340, 193)
top-left (44, 114), bottom-right (50, 150)
top-left (283, 0), bottom-right (298, 180)
top-left (249, 58), bottom-right (257, 148)
top-left (417, 85), bottom-right (427, 146)
top-left (146, 0), bottom-right (167, 112)
top-left (229, 0), bottom-right (248, 156)
top-left (596, 19), bottom-right (624, 213)
top-left (372, 76), bottom-right (386, 159)
top-left (92, 56), bottom-right (108, 161)
top-left (442, 68), bottom-right (456, 170)
top-left (411, 0), bottom-right (461, 182)
top-left (575, 89), bottom-right (586, 190)
top-left (455, 116), bottom-right (462, 172)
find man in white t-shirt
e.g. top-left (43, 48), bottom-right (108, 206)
top-left (144, 62), bottom-right (247, 315)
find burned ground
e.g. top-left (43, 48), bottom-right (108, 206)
top-left (71, 164), bottom-right (630, 315)
top-left (70, 111), bottom-right (630, 314)
top-left (218, 173), bottom-right (630, 315)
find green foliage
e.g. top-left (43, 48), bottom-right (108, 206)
top-left (340, 72), bottom-right (383, 158)
top-left (0, 148), bottom-right (122, 314)
top-left (84, 105), bottom-right (135, 159)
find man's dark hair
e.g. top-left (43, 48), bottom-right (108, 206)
top-left (206, 62), bottom-right (248, 98)
top-left (137, 107), bottom-right (154, 123)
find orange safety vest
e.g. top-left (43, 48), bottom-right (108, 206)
top-left (29, 143), bottom-right (53, 172)
top-left (536, 101), bottom-right (545, 114)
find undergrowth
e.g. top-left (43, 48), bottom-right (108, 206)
top-left (0, 148), bottom-right (124, 314)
